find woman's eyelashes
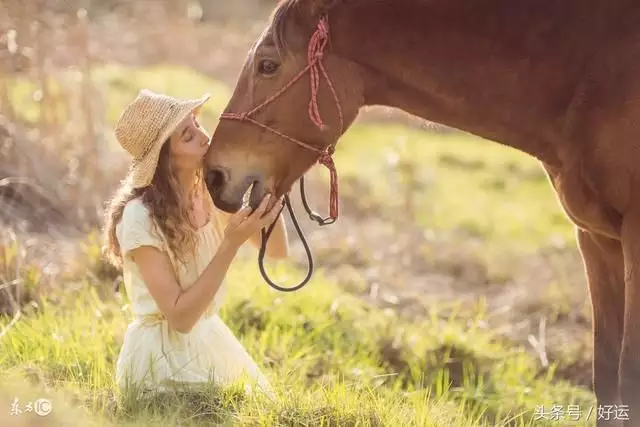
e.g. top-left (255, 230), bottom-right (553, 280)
top-left (183, 117), bottom-right (204, 142)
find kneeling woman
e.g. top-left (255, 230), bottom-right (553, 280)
top-left (102, 89), bottom-right (287, 399)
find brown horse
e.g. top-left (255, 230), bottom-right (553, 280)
top-left (205, 0), bottom-right (640, 423)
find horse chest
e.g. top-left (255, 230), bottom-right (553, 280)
top-left (545, 166), bottom-right (622, 239)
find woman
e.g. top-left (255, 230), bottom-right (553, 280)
top-left (102, 89), bottom-right (288, 399)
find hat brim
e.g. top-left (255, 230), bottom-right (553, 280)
top-left (128, 93), bottom-right (211, 189)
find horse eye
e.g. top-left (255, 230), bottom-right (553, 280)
top-left (257, 59), bottom-right (279, 76)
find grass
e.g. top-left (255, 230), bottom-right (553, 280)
top-left (326, 126), bottom-right (573, 254)
top-left (1, 254), bottom-right (594, 426)
top-left (0, 62), bottom-right (596, 426)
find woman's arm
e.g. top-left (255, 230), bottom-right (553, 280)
top-left (130, 196), bottom-right (283, 334)
top-left (131, 239), bottom-right (240, 334)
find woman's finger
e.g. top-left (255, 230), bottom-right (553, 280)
top-left (248, 194), bottom-right (271, 220)
top-left (229, 206), bottom-right (252, 226)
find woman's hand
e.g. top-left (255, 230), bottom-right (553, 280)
top-left (223, 194), bottom-right (284, 249)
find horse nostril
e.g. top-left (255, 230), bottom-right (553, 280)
top-left (206, 167), bottom-right (228, 192)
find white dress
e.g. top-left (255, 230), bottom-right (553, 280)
top-left (114, 198), bottom-right (273, 398)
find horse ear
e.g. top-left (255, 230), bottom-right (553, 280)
top-left (309, 0), bottom-right (343, 17)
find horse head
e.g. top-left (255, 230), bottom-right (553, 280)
top-left (205, 0), bottom-right (362, 213)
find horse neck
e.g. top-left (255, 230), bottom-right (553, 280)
top-left (329, 0), bottom-right (614, 167)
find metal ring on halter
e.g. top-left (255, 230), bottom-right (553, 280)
top-left (299, 175), bottom-right (336, 226)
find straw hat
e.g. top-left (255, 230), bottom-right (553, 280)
top-left (114, 89), bottom-right (211, 189)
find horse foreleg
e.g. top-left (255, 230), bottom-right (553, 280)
top-left (619, 212), bottom-right (640, 426)
top-left (578, 229), bottom-right (625, 425)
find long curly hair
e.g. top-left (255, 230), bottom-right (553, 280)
top-left (102, 140), bottom-right (214, 269)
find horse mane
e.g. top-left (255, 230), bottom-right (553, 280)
top-left (270, 0), bottom-right (352, 55)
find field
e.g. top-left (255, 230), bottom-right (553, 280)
top-left (0, 3), bottom-right (601, 426)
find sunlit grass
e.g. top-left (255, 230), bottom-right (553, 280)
top-left (324, 126), bottom-right (573, 254)
top-left (0, 254), bottom-right (594, 426)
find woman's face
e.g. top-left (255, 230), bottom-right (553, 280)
top-left (168, 112), bottom-right (210, 172)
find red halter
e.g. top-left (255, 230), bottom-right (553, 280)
top-left (219, 15), bottom-right (343, 223)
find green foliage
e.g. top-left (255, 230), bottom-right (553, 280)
top-left (0, 258), bottom-right (595, 426)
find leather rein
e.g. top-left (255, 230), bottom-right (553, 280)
top-left (218, 14), bottom-right (343, 292)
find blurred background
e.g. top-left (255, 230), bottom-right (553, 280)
top-left (0, 1), bottom-right (598, 425)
